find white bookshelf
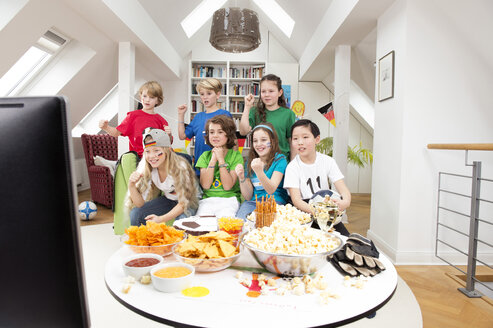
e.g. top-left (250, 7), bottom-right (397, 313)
top-left (188, 60), bottom-right (266, 157)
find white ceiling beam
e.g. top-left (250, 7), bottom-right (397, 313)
top-left (102, 0), bottom-right (181, 78)
top-left (299, 0), bottom-right (358, 79)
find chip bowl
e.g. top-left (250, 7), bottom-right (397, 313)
top-left (122, 233), bottom-right (187, 257)
top-left (172, 244), bottom-right (242, 272)
top-left (242, 231), bottom-right (343, 276)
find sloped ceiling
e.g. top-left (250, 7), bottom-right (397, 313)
top-left (63, 0), bottom-right (395, 81)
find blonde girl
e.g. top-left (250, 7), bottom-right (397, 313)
top-left (177, 78), bottom-right (232, 175)
top-left (126, 128), bottom-right (198, 226)
top-left (195, 115), bottom-right (244, 217)
top-left (238, 74), bottom-right (296, 158)
top-left (235, 123), bottom-right (289, 219)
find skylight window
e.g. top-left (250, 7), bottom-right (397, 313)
top-left (0, 30), bottom-right (67, 96)
top-left (181, 0), bottom-right (227, 38)
top-left (252, 0), bottom-right (294, 37)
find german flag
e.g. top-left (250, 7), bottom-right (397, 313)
top-left (318, 102), bottom-right (336, 127)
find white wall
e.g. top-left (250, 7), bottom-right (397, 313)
top-left (369, 0), bottom-right (493, 264)
top-left (299, 81), bottom-right (373, 194)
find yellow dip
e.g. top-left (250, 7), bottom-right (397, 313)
top-left (154, 266), bottom-right (191, 278)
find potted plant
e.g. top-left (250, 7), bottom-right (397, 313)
top-left (315, 137), bottom-right (373, 168)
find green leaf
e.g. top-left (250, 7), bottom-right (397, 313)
top-left (315, 137), bottom-right (373, 168)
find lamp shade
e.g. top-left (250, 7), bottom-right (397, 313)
top-left (209, 7), bottom-right (261, 53)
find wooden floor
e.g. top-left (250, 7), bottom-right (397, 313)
top-left (77, 189), bottom-right (114, 226)
top-left (77, 190), bottom-right (493, 327)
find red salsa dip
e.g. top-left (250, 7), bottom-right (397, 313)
top-left (125, 257), bottom-right (160, 267)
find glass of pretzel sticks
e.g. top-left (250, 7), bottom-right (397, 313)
top-left (254, 195), bottom-right (276, 228)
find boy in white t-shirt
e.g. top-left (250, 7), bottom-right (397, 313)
top-left (284, 119), bottom-right (351, 236)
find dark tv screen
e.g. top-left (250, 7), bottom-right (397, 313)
top-left (0, 97), bottom-right (90, 327)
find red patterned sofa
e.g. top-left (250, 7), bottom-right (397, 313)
top-left (81, 134), bottom-right (118, 208)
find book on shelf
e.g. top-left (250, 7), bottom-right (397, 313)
top-left (193, 65), bottom-right (225, 78)
top-left (230, 82), bottom-right (260, 96)
top-left (190, 100), bottom-right (225, 114)
top-left (229, 100), bottom-right (245, 113)
top-left (229, 65), bottom-right (264, 79)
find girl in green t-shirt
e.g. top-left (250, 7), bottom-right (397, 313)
top-left (195, 115), bottom-right (244, 217)
top-left (239, 74), bottom-right (296, 159)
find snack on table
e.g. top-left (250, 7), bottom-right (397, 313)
top-left (173, 231), bottom-right (241, 272)
top-left (275, 204), bottom-right (312, 225)
top-left (173, 216), bottom-right (218, 236)
top-left (247, 204), bottom-right (312, 226)
top-left (243, 221), bottom-right (340, 255)
top-left (255, 195), bottom-right (276, 228)
top-left (124, 221), bottom-right (185, 256)
top-left (218, 217), bottom-right (244, 235)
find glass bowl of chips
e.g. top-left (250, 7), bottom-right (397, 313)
top-left (122, 222), bottom-right (187, 257)
top-left (172, 231), bottom-right (242, 272)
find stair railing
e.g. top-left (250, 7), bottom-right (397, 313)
top-left (428, 143), bottom-right (493, 298)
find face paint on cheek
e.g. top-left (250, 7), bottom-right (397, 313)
top-left (156, 152), bottom-right (164, 158)
top-left (266, 142), bottom-right (271, 148)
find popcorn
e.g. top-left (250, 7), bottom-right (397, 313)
top-left (343, 275), bottom-right (368, 289)
top-left (235, 271), bottom-right (244, 280)
top-left (243, 222), bottom-right (340, 255)
top-left (276, 287), bottom-right (288, 295)
top-left (267, 278), bottom-right (277, 287)
top-left (124, 276), bottom-right (136, 284)
top-left (122, 284), bottom-right (132, 294)
top-left (292, 284), bottom-right (305, 296)
top-left (140, 275), bottom-right (151, 285)
top-left (319, 290), bottom-right (340, 304)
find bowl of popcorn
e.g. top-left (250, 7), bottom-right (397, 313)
top-left (242, 221), bottom-right (343, 276)
top-left (172, 231), bottom-right (242, 272)
top-left (123, 221), bottom-right (187, 256)
top-left (246, 204), bottom-right (313, 228)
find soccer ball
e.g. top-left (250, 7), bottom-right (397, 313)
top-left (78, 201), bottom-right (97, 220)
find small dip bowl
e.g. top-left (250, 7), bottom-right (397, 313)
top-left (122, 253), bottom-right (163, 280)
top-left (150, 262), bottom-right (195, 293)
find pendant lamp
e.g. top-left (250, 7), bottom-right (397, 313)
top-left (209, 7), bottom-right (261, 53)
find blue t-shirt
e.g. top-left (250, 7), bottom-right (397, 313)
top-left (185, 109), bottom-right (232, 175)
top-left (248, 153), bottom-right (288, 203)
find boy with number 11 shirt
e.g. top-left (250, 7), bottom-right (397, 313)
top-left (283, 119), bottom-right (351, 236)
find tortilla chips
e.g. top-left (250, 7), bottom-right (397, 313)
top-left (174, 231), bottom-right (240, 272)
top-left (124, 221), bottom-right (185, 256)
top-left (175, 231), bottom-right (238, 259)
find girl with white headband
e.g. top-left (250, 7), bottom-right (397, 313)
top-left (235, 122), bottom-right (289, 219)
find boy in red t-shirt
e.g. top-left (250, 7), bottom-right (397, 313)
top-left (99, 81), bottom-right (172, 157)
top-left (99, 81), bottom-right (173, 234)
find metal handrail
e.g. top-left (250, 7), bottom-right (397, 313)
top-left (430, 143), bottom-right (493, 298)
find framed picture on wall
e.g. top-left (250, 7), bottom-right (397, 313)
top-left (378, 50), bottom-right (395, 101)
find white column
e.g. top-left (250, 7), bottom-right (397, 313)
top-left (333, 45), bottom-right (351, 176)
top-left (118, 42), bottom-right (135, 157)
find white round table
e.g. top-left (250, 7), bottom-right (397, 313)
top-left (105, 245), bottom-right (397, 328)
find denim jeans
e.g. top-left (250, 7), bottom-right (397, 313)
top-left (130, 195), bottom-right (196, 226)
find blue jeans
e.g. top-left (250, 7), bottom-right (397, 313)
top-left (130, 195), bottom-right (196, 226)
top-left (236, 199), bottom-right (286, 220)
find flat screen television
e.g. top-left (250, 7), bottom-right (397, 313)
top-left (0, 97), bottom-right (90, 327)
